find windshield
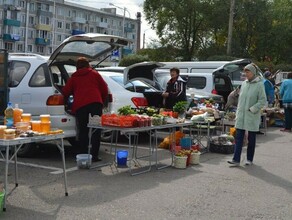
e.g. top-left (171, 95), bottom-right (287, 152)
top-left (111, 75), bottom-right (158, 93)
top-left (60, 41), bottom-right (112, 59)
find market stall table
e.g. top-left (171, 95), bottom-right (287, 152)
top-left (88, 121), bottom-right (194, 175)
top-left (0, 134), bottom-right (68, 211)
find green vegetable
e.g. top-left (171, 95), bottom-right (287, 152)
top-left (117, 105), bottom-right (136, 115)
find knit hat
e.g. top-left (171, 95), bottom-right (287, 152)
top-left (244, 64), bottom-right (257, 76)
top-left (264, 71), bottom-right (271, 78)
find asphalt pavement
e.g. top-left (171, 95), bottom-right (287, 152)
top-left (0, 127), bottom-right (292, 220)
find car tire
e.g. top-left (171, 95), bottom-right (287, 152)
top-left (17, 143), bottom-right (38, 158)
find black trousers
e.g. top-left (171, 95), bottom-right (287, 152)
top-left (75, 102), bottom-right (103, 157)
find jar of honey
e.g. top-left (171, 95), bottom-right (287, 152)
top-left (40, 114), bottom-right (50, 123)
top-left (21, 113), bottom-right (31, 122)
top-left (31, 121), bottom-right (41, 132)
top-left (41, 122), bottom-right (51, 133)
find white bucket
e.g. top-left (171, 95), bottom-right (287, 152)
top-left (173, 155), bottom-right (187, 169)
top-left (76, 154), bottom-right (92, 169)
top-left (190, 152), bottom-right (201, 165)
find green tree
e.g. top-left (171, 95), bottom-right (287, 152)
top-left (118, 54), bottom-right (150, 67)
top-left (144, 0), bottom-right (211, 60)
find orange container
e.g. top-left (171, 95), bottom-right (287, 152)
top-left (41, 122), bottom-right (51, 133)
top-left (31, 121), bottom-right (41, 132)
top-left (13, 106), bottom-right (23, 125)
top-left (40, 114), bottom-right (50, 123)
top-left (21, 113), bottom-right (31, 122)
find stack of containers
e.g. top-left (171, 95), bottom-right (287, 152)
top-left (40, 114), bottom-right (51, 133)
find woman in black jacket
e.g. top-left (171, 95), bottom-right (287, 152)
top-left (162, 67), bottom-right (186, 110)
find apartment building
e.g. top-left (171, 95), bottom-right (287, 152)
top-left (0, 0), bottom-right (141, 57)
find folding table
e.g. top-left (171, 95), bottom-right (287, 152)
top-left (0, 134), bottom-right (68, 211)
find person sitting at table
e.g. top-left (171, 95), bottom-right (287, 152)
top-left (225, 85), bottom-right (241, 112)
top-left (162, 67), bottom-right (186, 110)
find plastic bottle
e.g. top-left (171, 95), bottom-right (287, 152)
top-left (13, 104), bottom-right (23, 125)
top-left (4, 102), bottom-right (14, 128)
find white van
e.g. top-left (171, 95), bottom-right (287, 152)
top-left (158, 61), bottom-right (229, 73)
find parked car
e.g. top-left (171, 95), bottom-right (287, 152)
top-left (7, 34), bottom-right (163, 156)
top-left (98, 64), bottom-right (225, 107)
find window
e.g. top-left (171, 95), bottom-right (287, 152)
top-left (110, 76), bottom-right (156, 93)
top-left (183, 76), bottom-right (206, 89)
top-left (29, 3), bottom-right (35, 11)
top-left (39, 16), bottom-right (50, 25)
top-left (28, 30), bottom-right (34, 38)
top-left (57, 34), bottom-right (62, 41)
top-left (28, 16), bottom-right (34, 25)
top-left (57, 21), bottom-right (63, 29)
top-left (27, 45), bottom-right (33, 52)
top-left (29, 64), bottom-right (51, 87)
top-left (36, 46), bottom-right (44, 53)
top-left (17, 44), bottom-right (23, 52)
top-left (8, 61), bottom-right (30, 87)
top-left (20, 1), bottom-right (25, 8)
top-left (21, 15), bottom-right (26, 23)
top-left (65, 23), bottom-right (71, 30)
top-left (4, 43), bottom-right (13, 51)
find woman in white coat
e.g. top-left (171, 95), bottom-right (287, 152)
top-left (228, 63), bottom-right (266, 166)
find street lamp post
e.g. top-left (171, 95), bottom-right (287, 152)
top-left (143, 28), bottom-right (151, 49)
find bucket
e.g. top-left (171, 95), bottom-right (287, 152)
top-left (173, 155), bottom-right (188, 169)
top-left (0, 189), bottom-right (5, 212)
top-left (117, 150), bottom-right (128, 166)
top-left (190, 152), bottom-right (201, 165)
top-left (180, 137), bottom-right (192, 150)
top-left (76, 154), bottom-right (92, 169)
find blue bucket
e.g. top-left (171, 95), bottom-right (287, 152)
top-left (180, 137), bottom-right (192, 149)
top-left (117, 150), bottom-right (128, 166)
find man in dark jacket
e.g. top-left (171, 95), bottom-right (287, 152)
top-left (62, 57), bottom-right (108, 162)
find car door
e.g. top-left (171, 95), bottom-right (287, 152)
top-left (124, 62), bottom-right (165, 107)
top-left (48, 33), bottom-right (130, 67)
top-left (9, 59), bottom-right (55, 115)
top-left (213, 73), bottom-right (233, 103)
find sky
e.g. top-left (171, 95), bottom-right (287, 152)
top-left (66, 0), bottom-right (157, 48)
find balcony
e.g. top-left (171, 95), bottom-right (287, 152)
top-left (36, 9), bottom-right (53, 17)
top-left (3, 34), bottom-right (20, 41)
top-left (3, 19), bottom-right (20, 27)
top-left (98, 22), bottom-right (108, 28)
top-left (72, 17), bottom-right (86, 24)
top-left (35, 38), bottom-right (50, 45)
top-left (72, 29), bottom-right (85, 35)
top-left (124, 27), bottom-right (134, 33)
top-left (35, 24), bottom-right (52, 31)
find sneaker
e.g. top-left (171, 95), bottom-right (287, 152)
top-left (245, 160), bottom-right (253, 166)
top-left (280, 128), bottom-right (291, 132)
top-left (256, 131), bottom-right (265, 135)
top-left (227, 160), bottom-right (240, 166)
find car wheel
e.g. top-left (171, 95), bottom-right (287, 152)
top-left (17, 143), bottom-right (38, 158)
